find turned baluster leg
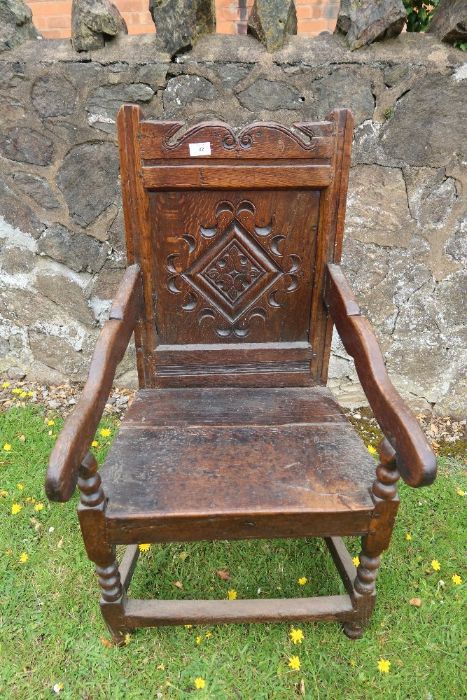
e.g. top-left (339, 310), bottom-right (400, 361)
top-left (77, 453), bottom-right (128, 645)
top-left (344, 438), bottom-right (400, 639)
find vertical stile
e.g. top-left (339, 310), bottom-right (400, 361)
top-left (117, 105), bottom-right (157, 387)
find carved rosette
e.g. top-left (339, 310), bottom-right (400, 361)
top-left (166, 200), bottom-right (302, 339)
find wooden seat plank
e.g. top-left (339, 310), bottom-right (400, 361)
top-left (101, 387), bottom-right (375, 543)
top-left (121, 386), bottom-right (348, 426)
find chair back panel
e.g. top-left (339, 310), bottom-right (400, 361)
top-left (117, 107), bottom-right (353, 388)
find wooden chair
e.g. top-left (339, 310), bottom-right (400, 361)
top-left (45, 105), bottom-right (436, 644)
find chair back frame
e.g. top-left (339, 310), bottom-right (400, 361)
top-left (117, 106), bottom-right (354, 389)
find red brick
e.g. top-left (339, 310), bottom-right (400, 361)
top-left (27, 1), bottom-right (71, 16)
top-left (31, 16), bottom-right (48, 30)
top-left (128, 23), bottom-right (155, 35)
top-left (115, 0), bottom-right (145, 12)
top-left (298, 17), bottom-right (330, 35)
top-left (125, 12), bottom-right (143, 24)
top-left (296, 5), bottom-right (324, 19)
top-left (40, 28), bottom-right (69, 38)
top-left (44, 14), bottom-right (71, 29)
top-left (216, 20), bottom-right (237, 35)
top-left (216, 7), bottom-right (241, 22)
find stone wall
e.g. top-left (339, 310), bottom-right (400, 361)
top-left (0, 33), bottom-right (465, 415)
top-left (26, 0), bottom-right (340, 39)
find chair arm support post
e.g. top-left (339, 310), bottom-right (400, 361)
top-left (325, 263), bottom-right (436, 488)
top-left (45, 264), bottom-right (143, 503)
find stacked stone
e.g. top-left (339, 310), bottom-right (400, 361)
top-left (247, 0), bottom-right (297, 51)
top-left (148, 0), bottom-right (216, 57)
top-left (335, 0), bottom-right (407, 51)
top-left (71, 0), bottom-right (127, 52)
top-left (0, 0), bottom-right (40, 52)
top-left (427, 0), bottom-right (467, 45)
top-left (0, 33), bottom-right (465, 415)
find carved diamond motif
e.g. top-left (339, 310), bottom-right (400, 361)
top-left (182, 220), bottom-right (281, 323)
top-left (202, 240), bottom-right (264, 303)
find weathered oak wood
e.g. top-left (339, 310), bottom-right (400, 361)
top-left (346, 439), bottom-right (400, 638)
top-left (45, 265), bottom-right (142, 502)
top-left (124, 594), bottom-right (356, 627)
top-left (325, 263), bottom-right (436, 487)
top-left (119, 545), bottom-right (139, 592)
top-left (100, 386), bottom-right (376, 544)
top-left (118, 106), bottom-right (350, 387)
top-left (121, 387), bottom-right (348, 426)
top-left (310, 109), bottom-right (354, 382)
top-left (142, 164), bottom-right (333, 190)
top-left (325, 536), bottom-right (357, 595)
top-left (138, 120), bottom-right (335, 160)
top-left (117, 105), bottom-right (156, 387)
top-left (45, 108), bottom-right (437, 642)
top-left (77, 453), bottom-right (129, 644)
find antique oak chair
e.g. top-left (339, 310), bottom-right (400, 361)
top-left (46, 105), bottom-right (436, 644)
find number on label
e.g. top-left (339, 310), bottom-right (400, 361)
top-left (189, 142), bottom-right (211, 157)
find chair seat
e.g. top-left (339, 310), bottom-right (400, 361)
top-left (100, 387), bottom-right (376, 544)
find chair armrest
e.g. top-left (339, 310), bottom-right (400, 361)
top-left (325, 263), bottom-right (436, 488)
top-left (45, 264), bottom-right (143, 502)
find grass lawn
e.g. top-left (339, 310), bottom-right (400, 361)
top-left (0, 403), bottom-right (465, 699)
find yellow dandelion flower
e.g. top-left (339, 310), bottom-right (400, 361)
top-left (11, 388), bottom-right (22, 395)
top-left (352, 556), bottom-right (360, 567)
top-left (16, 483), bottom-right (24, 490)
top-left (34, 503), bottom-right (45, 512)
top-left (195, 635), bottom-right (202, 645)
top-left (11, 503), bottom-right (22, 515)
top-left (3, 443), bottom-right (12, 452)
top-left (227, 589), bottom-right (237, 600)
top-left (19, 391), bottom-right (27, 399)
top-left (91, 440), bottom-right (99, 448)
top-left (47, 419), bottom-right (55, 426)
top-left (405, 533), bottom-right (412, 541)
top-left (451, 574), bottom-right (462, 586)
top-left (138, 543), bottom-right (151, 552)
top-left (456, 488), bottom-right (465, 497)
top-left (184, 624), bottom-right (193, 629)
top-left (431, 559), bottom-right (441, 572)
top-left (288, 655), bottom-right (301, 671)
top-left (2, 381), bottom-right (10, 389)
top-left (290, 627), bottom-right (304, 645)
top-left (19, 552), bottom-right (28, 563)
top-left (27, 391), bottom-right (34, 397)
top-left (100, 428), bottom-right (111, 438)
top-left (377, 658), bottom-right (391, 674)
top-left (367, 444), bottom-right (377, 455)
top-left (205, 631), bottom-right (213, 638)
top-left (194, 678), bottom-right (206, 690)
top-left (297, 576), bottom-right (308, 586)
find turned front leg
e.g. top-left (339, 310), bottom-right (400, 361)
top-left (344, 439), bottom-right (400, 639)
top-left (77, 453), bottom-right (127, 643)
